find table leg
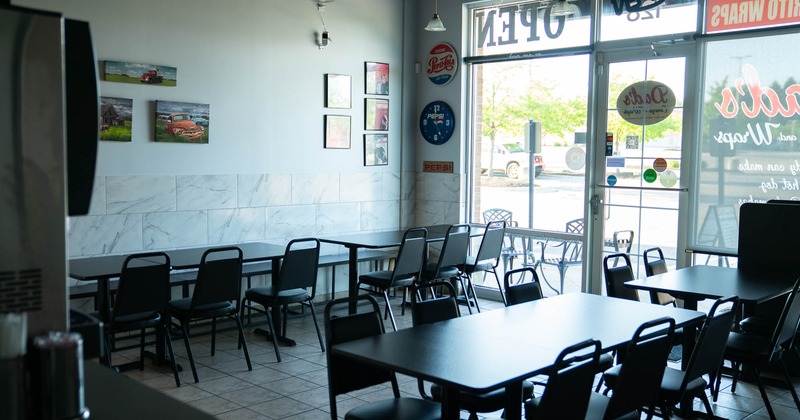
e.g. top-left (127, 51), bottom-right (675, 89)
top-left (681, 299), bottom-right (699, 370)
top-left (347, 246), bottom-right (359, 314)
top-left (440, 387), bottom-right (462, 420)
top-left (504, 381), bottom-right (523, 419)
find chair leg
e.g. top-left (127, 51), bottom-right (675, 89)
top-left (233, 313), bottom-right (252, 371)
top-left (139, 327), bottom-right (146, 371)
top-left (491, 268), bottom-right (506, 306)
top-left (103, 333), bottom-right (113, 368)
top-left (383, 290), bottom-right (398, 331)
top-left (162, 322), bottom-right (180, 387)
top-left (179, 321), bottom-right (199, 383)
top-left (263, 304), bottom-right (281, 362)
top-left (458, 274), bottom-right (473, 314)
top-left (308, 300), bottom-right (325, 352)
top-left (751, 366), bottom-right (776, 420)
top-left (730, 361), bottom-right (740, 393)
top-left (467, 275), bottom-right (481, 313)
top-left (211, 317), bottom-right (217, 356)
top-left (699, 391), bottom-right (715, 418)
top-left (558, 264), bottom-right (568, 295)
top-left (282, 305), bottom-right (289, 338)
top-left (780, 358), bottom-right (800, 411)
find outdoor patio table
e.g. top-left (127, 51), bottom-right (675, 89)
top-left (332, 293), bottom-right (705, 419)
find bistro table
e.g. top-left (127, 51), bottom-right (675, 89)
top-left (625, 264), bottom-right (797, 362)
top-left (320, 225), bottom-right (475, 313)
top-left (332, 293), bottom-right (705, 419)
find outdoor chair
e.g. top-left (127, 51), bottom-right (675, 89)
top-left (358, 227), bottom-right (428, 331)
top-left (103, 252), bottom-right (180, 387)
top-left (324, 294), bottom-right (441, 420)
top-left (411, 281), bottom-right (534, 420)
top-left (643, 247), bottom-right (677, 306)
top-left (717, 276), bottom-right (800, 419)
top-left (168, 246), bottom-right (252, 383)
top-left (523, 338), bottom-right (602, 420)
top-left (534, 218), bottom-right (583, 294)
top-left (241, 238), bottom-right (324, 362)
top-left (603, 253), bottom-right (640, 301)
top-left (588, 317), bottom-right (676, 420)
top-left (483, 208), bottom-right (530, 271)
top-left (460, 221), bottom-right (507, 309)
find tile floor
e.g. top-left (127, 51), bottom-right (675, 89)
top-left (101, 296), bottom-right (800, 419)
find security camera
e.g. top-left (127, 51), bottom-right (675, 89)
top-left (320, 31), bottom-right (331, 47)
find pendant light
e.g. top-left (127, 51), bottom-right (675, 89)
top-left (425, 0), bottom-right (446, 32)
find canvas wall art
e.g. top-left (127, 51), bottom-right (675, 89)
top-left (155, 100), bottom-right (210, 143)
top-left (99, 96), bottom-right (133, 142)
top-left (325, 74), bottom-right (352, 109)
top-left (325, 115), bottom-right (351, 149)
top-left (365, 98), bottom-right (389, 131)
top-left (365, 62), bottom-right (389, 95)
top-left (364, 134), bottom-right (388, 166)
top-left (103, 60), bottom-right (177, 86)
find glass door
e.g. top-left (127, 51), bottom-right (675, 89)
top-left (589, 45), bottom-right (694, 294)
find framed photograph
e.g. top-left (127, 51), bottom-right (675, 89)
top-left (155, 100), bottom-right (210, 143)
top-left (325, 115), bottom-right (351, 149)
top-left (325, 74), bottom-right (351, 109)
top-left (365, 98), bottom-right (389, 131)
top-left (103, 60), bottom-right (177, 86)
top-left (365, 62), bottom-right (389, 95)
top-left (99, 97), bottom-right (133, 142)
top-left (364, 134), bottom-right (388, 166)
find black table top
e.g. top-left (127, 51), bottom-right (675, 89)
top-left (625, 265), bottom-right (796, 304)
top-left (332, 293), bottom-right (705, 394)
top-left (85, 362), bottom-right (215, 420)
top-left (69, 242), bottom-right (287, 280)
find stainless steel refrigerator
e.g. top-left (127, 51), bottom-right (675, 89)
top-left (0, 4), bottom-right (99, 337)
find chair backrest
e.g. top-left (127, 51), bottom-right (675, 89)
top-left (643, 247), bottom-right (668, 276)
top-left (769, 276), bottom-right (800, 355)
top-left (112, 252), bottom-right (171, 321)
top-left (612, 230), bottom-right (635, 253)
top-left (324, 295), bottom-right (399, 418)
top-left (563, 218), bottom-right (584, 262)
top-left (536, 338), bottom-right (601, 419)
top-left (604, 317), bottom-right (675, 419)
top-left (434, 224), bottom-right (470, 270)
top-left (483, 208), bottom-right (513, 225)
top-left (603, 253), bottom-right (640, 301)
top-left (276, 238), bottom-right (321, 294)
top-left (391, 227), bottom-right (428, 284)
top-left (474, 220), bottom-right (506, 266)
top-left (680, 296), bottom-right (739, 396)
top-left (191, 246), bottom-right (243, 308)
top-left (411, 281), bottom-right (460, 326)
top-left (504, 267), bottom-right (544, 306)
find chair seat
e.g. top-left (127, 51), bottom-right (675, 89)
top-left (359, 270), bottom-right (416, 289)
top-left (724, 331), bottom-right (776, 364)
top-left (345, 397), bottom-right (441, 420)
top-left (431, 380), bottom-right (534, 414)
top-left (168, 298), bottom-right (235, 318)
top-left (462, 256), bottom-right (494, 274)
top-left (738, 315), bottom-right (775, 336)
top-left (584, 392), bottom-right (640, 420)
top-left (422, 262), bottom-right (460, 281)
top-left (108, 311), bottom-right (161, 332)
top-left (245, 285), bottom-right (310, 305)
top-left (658, 366), bottom-right (708, 403)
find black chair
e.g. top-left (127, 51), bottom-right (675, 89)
top-left (419, 224), bottom-right (470, 307)
top-left (358, 227), bottom-right (428, 331)
top-left (643, 247), bottom-right (677, 306)
top-left (603, 253), bottom-right (640, 302)
top-left (461, 221), bottom-right (506, 310)
top-left (411, 281), bottom-right (534, 420)
top-left (718, 277), bottom-right (800, 419)
top-left (241, 238), bottom-right (324, 362)
top-left (523, 338), bottom-right (602, 420)
top-left (534, 218), bottom-right (584, 295)
top-left (324, 294), bottom-right (441, 420)
top-left (168, 246), bottom-right (252, 383)
top-left (504, 267), bottom-right (543, 306)
top-left (103, 252), bottom-right (180, 387)
top-left (588, 317), bottom-right (676, 420)
top-left (656, 296), bottom-right (739, 418)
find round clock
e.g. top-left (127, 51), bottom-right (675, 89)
top-left (419, 101), bottom-right (455, 145)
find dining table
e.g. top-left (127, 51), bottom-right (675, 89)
top-left (320, 224), bottom-right (479, 313)
top-left (332, 292), bottom-right (706, 419)
top-left (625, 264), bottom-right (797, 362)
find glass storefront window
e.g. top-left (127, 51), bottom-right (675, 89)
top-left (599, 0), bottom-right (698, 41)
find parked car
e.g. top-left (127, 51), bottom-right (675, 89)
top-left (191, 115), bottom-right (209, 126)
top-left (165, 113), bottom-right (204, 140)
top-left (481, 142), bottom-right (544, 178)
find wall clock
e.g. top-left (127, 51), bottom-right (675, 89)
top-left (419, 100), bottom-right (455, 145)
